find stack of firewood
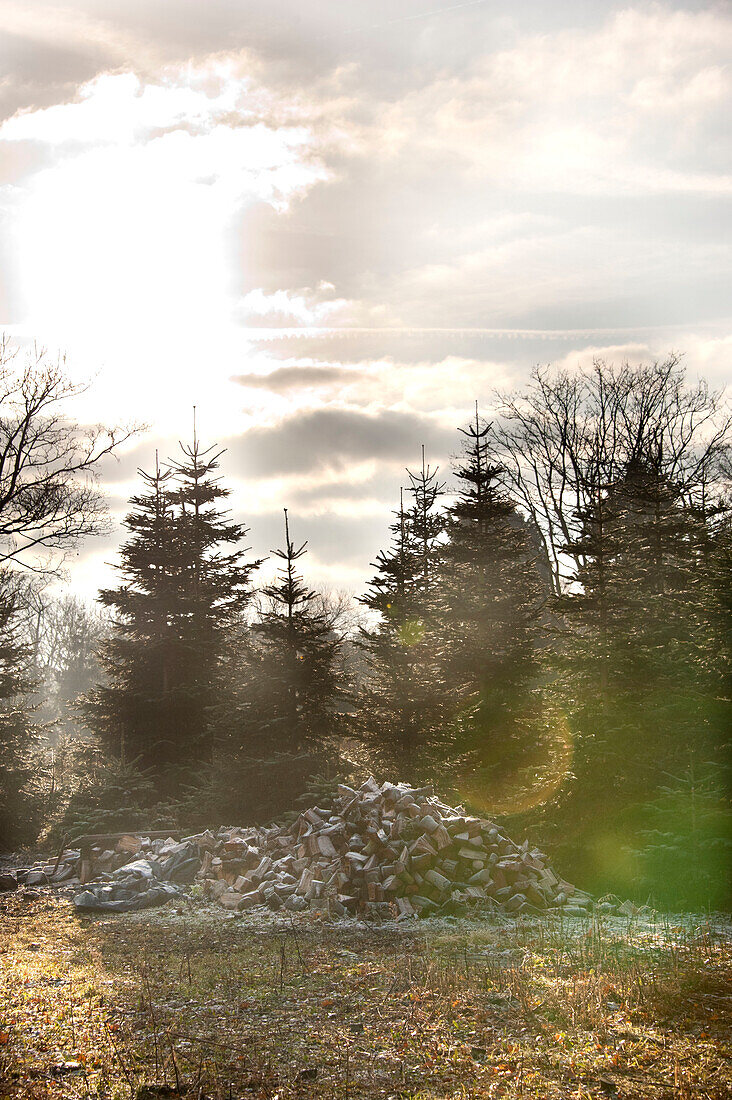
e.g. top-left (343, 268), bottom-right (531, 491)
top-left (194, 778), bottom-right (593, 918)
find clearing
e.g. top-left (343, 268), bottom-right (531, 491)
top-left (1, 893), bottom-right (730, 1099)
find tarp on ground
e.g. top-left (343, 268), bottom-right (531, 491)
top-left (73, 843), bottom-right (200, 912)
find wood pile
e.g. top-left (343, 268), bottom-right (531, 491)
top-left (192, 779), bottom-right (593, 918)
top-left (3, 779), bottom-right (602, 917)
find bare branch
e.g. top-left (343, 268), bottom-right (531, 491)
top-left (0, 337), bottom-right (142, 576)
top-left (493, 357), bottom-right (731, 592)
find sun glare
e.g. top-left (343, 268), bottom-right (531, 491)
top-left (0, 68), bottom-right (326, 434)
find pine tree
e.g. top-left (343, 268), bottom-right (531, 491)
top-left (82, 434), bottom-right (258, 795)
top-left (169, 422), bottom-right (262, 765)
top-left (256, 509), bottom-right (342, 753)
top-left (210, 511), bottom-right (344, 821)
top-left (435, 406), bottom-right (549, 803)
top-left (487, 358), bottom-right (731, 895)
top-left (361, 488), bottom-right (418, 623)
top-left (355, 452), bottom-right (449, 782)
top-left (81, 456), bottom-right (177, 774)
top-left (406, 446), bottom-right (446, 600)
top-left (0, 575), bottom-right (42, 848)
top-left (552, 456), bottom-right (731, 891)
top-left (630, 760), bottom-right (731, 911)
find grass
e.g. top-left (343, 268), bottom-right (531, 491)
top-left (1, 893), bottom-right (730, 1099)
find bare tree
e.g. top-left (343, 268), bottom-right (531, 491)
top-left (22, 589), bottom-right (108, 686)
top-left (313, 589), bottom-right (368, 641)
top-left (0, 336), bottom-right (137, 574)
top-left (493, 356), bottom-right (731, 592)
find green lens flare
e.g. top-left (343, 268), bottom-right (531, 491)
top-left (398, 619), bottom-right (425, 646)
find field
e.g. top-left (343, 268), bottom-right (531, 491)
top-left (1, 894), bottom-right (730, 1100)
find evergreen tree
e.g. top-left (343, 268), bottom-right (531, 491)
top-left (82, 435), bottom-right (258, 795)
top-left (52, 752), bottom-right (158, 842)
top-left (256, 509), bottom-right (342, 754)
top-left (406, 446), bottom-right (446, 600)
top-left (354, 451), bottom-right (449, 782)
top-left (170, 424), bottom-right (262, 764)
top-left (82, 456), bottom-right (179, 776)
top-left (209, 511), bottom-right (344, 821)
top-left (630, 760), bottom-right (731, 911)
top-left (0, 576), bottom-right (42, 848)
top-left (549, 456), bottom-right (731, 893)
top-left (361, 488), bottom-right (419, 622)
top-left (435, 406), bottom-right (549, 803)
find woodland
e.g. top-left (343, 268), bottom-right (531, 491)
top-left (0, 342), bottom-right (729, 911)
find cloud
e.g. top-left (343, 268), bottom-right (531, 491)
top-left (0, 69), bottom-right (326, 202)
top-left (231, 364), bottom-right (362, 392)
top-left (96, 403), bottom-right (456, 493)
top-left (226, 406), bottom-right (455, 478)
top-left (5, 6), bottom-right (730, 345)
top-left (1, 0), bottom-right (729, 601)
top-left (238, 286), bottom-right (354, 326)
top-left (0, 66), bottom-right (330, 431)
top-left (220, 5), bottom-right (731, 337)
top-left (370, 5), bottom-right (732, 194)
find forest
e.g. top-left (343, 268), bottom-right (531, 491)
top-left (0, 345), bottom-right (729, 912)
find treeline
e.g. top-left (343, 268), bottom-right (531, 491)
top-left (0, 353), bottom-right (729, 909)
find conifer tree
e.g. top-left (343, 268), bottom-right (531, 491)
top-left (488, 359), bottom-right (731, 893)
top-left (361, 488), bottom-right (418, 622)
top-left (0, 576), bottom-right (41, 847)
top-left (82, 456), bottom-right (178, 774)
top-left (355, 451), bottom-right (449, 781)
top-left (407, 446), bottom-right (446, 600)
top-left (551, 456), bottom-right (731, 890)
top-left (211, 511), bottom-right (344, 821)
top-left (436, 406), bottom-right (549, 799)
top-left (631, 760), bottom-right (731, 911)
top-left (82, 433), bottom-right (258, 794)
top-left (255, 509), bottom-right (342, 752)
top-left (170, 420), bottom-right (261, 764)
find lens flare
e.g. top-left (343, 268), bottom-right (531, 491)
top-left (454, 712), bottom-right (574, 816)
top-left (398, 619), bottom-right (426, 646)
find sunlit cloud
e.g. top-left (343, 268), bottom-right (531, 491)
top-left (369, 5), bottom-right (732, 195)
top-left (240, 286), bottom-right (353, 326)
top-left (0, 1), bottom-right (729, 597)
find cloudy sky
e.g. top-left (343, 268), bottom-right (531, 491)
top-left (1, 0), bottom-right (730, 596)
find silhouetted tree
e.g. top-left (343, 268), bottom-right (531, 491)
top-left (82, 434), bottom-right (259, 795)
top-left (435, 407), bottom-right (549, 801)
top-left (355, 451), bottom-right (449, 781)
top-left (407, 445), bottom-right (446, 598)
top-left (208, 511), bottom-right (345, 821)
top-left (493, 357), bottom-right (731, 592)
top-left (170, 425), bottom-right (261, 764)
top-left (0, 575), bottom-right (41, 847)
top-left (548, 455), bottom-right (731, 893)
top-left (0, 337), bottom-right (136, 576)
top-left (361, 488), bottom-right (418, 622)
top-left (82, 456), bottom-right (180, 777)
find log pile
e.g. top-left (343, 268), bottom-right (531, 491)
top-left (2, 779), bottom-right (602, 917)
top-left (193, 778), bottom-right (593, 918)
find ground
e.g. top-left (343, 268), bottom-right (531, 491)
top-left (0, 894), bottom-right (730, 1099)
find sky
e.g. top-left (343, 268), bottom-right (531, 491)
top-left (0, 0), bottom-right (730, 597)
